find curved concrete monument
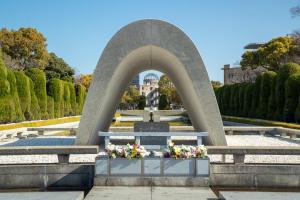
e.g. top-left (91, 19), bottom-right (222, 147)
top-left (76, 19), bottom-right (227, 145)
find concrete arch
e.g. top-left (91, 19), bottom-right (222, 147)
top-left (76, 19), bottom-right (227, 146)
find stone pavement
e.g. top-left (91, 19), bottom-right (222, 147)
top-left (219, 191), bottom-right (300, 200)
top-left (84, 186), bottom-right (217, 200)
top-left (0, 191), bottom-right (83, 200)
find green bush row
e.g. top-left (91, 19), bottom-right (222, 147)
top-left (0, 50), bottom-right (86, 124)
top-left (215, 63), bottom-right (300, 123)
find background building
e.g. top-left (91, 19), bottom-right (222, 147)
top-left (139, 73), bottom-right (160, 108)
top-left (222, 43), bottom-right (266, 85)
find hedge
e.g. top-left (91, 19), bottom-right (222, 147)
top-left (215, 62), bottom-right (300, 123)
top-left (7, 69), bottom-right (25, 122)
top-left (68, 82), bottom-right (76, 115)
top-left (47, 96), bottom-right (54, 119)
top-left (283, 73), bottom-right (300, 122)
top-left (75, 84), bottom-right (86, 115)
top-left (275, 63), bottom-right (300, 120)
top-left (28, 79), bottom-right (41, 120)
top-left (63, 81), bottom-right (71, 116)
top-left (47, 78), bottom-right (63, 118)
top-left (14, 71), bottom-right (32, 120)
top-left (259, 71), bottom-right (276, 118)
top-left (0, 53), bottom-right (16, 123)
top-left (25, 68), bottom-right (48, 119)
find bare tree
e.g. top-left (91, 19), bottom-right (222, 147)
top-left (291, 5), bottom-right (300, 17)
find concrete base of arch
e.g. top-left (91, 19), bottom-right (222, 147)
top-left (76, 19), bottom-right (227, 146)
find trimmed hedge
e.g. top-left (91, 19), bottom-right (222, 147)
top-left (47, 96), bottom-right (54, 119)
top-left (68, 82), bottom-right (76, 115)
top-left (0, 53), bottom-right (16, 123)
top-left (29, 79), bottom-right (41, 120)
top-left (7, 69), bottom-right (25, 122)
top-left (25, 68), bottom-right (48, 119)
top-left (216, 63), bottom-right (300, 123)
top-left (47, 78), bottom-right (63, 118)
top-left (75, 84), bottom-right (86, 115)
top-left (14, 71), bottom-right (32, 120)
top-left (259, 71), bottom-right (277, 118)
top-left (275, 63), bottom-right (300, 120)
top-left (63, 81), bottom-right (71, 116)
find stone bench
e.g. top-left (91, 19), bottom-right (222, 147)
top-left (0, 145), bottom-right (99, 164)
top-left (207, 146), bottom-right (300, 164)
top-left (27, 127), bottom-right (78, 136)
top-left (99, 131), bottom-right (208, 149)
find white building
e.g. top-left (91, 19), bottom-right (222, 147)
top-left (139, 73), bottom-right (160, 108)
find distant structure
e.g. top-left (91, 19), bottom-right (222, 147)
top-left (139, 73), bottom-right (160, 108)
top-left (222, 43), bottom-right (266, 85)
top-left (130, 74), bottom-right (140, 88)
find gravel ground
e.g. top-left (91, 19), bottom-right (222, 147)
top-left (0, 135), bottom-right (299, 164)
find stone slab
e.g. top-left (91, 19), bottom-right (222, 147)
top-left (0, 191), bottom-right (83, 200)
top-left (85, 186), bottom-right (216, 200)
top-left (134, 122), bottom-right (169, 145)
top-left (219, 191), bottom-right (300, 200)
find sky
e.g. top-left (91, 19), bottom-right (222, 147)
top-left (0, 0), bottom-right (299, 83)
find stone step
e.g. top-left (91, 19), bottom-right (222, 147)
top-left (84, 186), bottom-right (217, 200)
top-left (219, 191), bottom-right (300, 200)
top-left (94, 177), bottom-right (210, 187)
top-left (0, 191), bottom-right (83, 200)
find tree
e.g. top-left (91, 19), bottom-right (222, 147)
top-left (211, 80), bottom-right (222, 90)
top-left (240, 36), bottom-right (297, 71)
top-left (45, 53), bottom-right (75, 82)
top-left (291, 5), bottom-right (300, 17)
top-left (120, 86), bottom-right (140, 109)
top-left (76, 74), bottom-right (92, 91)
top-left (158, 74), bottom-right (182, 108)
top-left (0, 28), bottom-right (49, 70)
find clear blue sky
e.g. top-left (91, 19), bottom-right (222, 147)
top-left (0, 0), bottom-right (299, 83)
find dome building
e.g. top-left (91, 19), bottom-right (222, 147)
top-left (139, 73), bottom-right (160, 108)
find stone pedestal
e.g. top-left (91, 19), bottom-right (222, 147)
top-left (134, 122), bottom-right (169, 146)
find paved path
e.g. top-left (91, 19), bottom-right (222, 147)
top-left (220, 191), bottom-right (300, 200)
top-left (0, 191), bottom-right (83, 200)
top-left (84, 186), bottom-right (217, 200)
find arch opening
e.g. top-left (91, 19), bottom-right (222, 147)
top-left (77, 19), bottom-right (226, 146)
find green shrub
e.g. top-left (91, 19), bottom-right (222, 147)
top-left (238, 83), bottom-right (247, 116)
top-left (63, 81), bottom-right (71, 116)
top-left (47, 96), bottom-right (54, 119)
top-left (243, 83), bottom-right (254, 117)
top-left (137, 95), bottom-right (146, 110)
top-left (0, 96), bottom-right (16, 123)
top-left (14, 71), bottom-right (32, 120)
top-left (68, 82), bottom-right (76, 115)
top-left (47, 78), bottom-right (63, 118)
top-left (251, 75), bottom-right (262, 118)
top-left (259, 71), bottom-right (277, 118)
top-left (25, 68), bottom-right (48, 119)
top-left (283, 73), bottom-right (300, 122)
top-left (159, 94), bottom-right (169, 110)
top-left (7, 69), bottom-right (24, 122)
top-left (28, 79), bottom-right (41, 120)
top-left (75, 84), bottom-right (86, 114)
top-left (276, 63), bottom-right (300, 120)
top-left (0, 54), bottom-right (16, 123)
top-left (267, 72), bottom-right (278, 120)
top-left (223, 85), bottom-right (231, 115)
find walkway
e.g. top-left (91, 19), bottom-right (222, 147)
top-left (84, 186), bottom-right (217, 200)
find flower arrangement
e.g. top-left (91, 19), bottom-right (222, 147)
top-left (106, 143), bottom-right (149, 159)
top-left (163, 142), bottom-right (207, 159)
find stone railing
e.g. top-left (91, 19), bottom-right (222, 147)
top-left (98, 131), bottom-right (208, 149)
top-left (207, 146), bottom-right (300, 164)
top-left (224, 126), bottom-right (300, 139)
top-left (27, 127), bottom-right (78, 136)
top-left (0, 145), bottom-right (99, 164)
